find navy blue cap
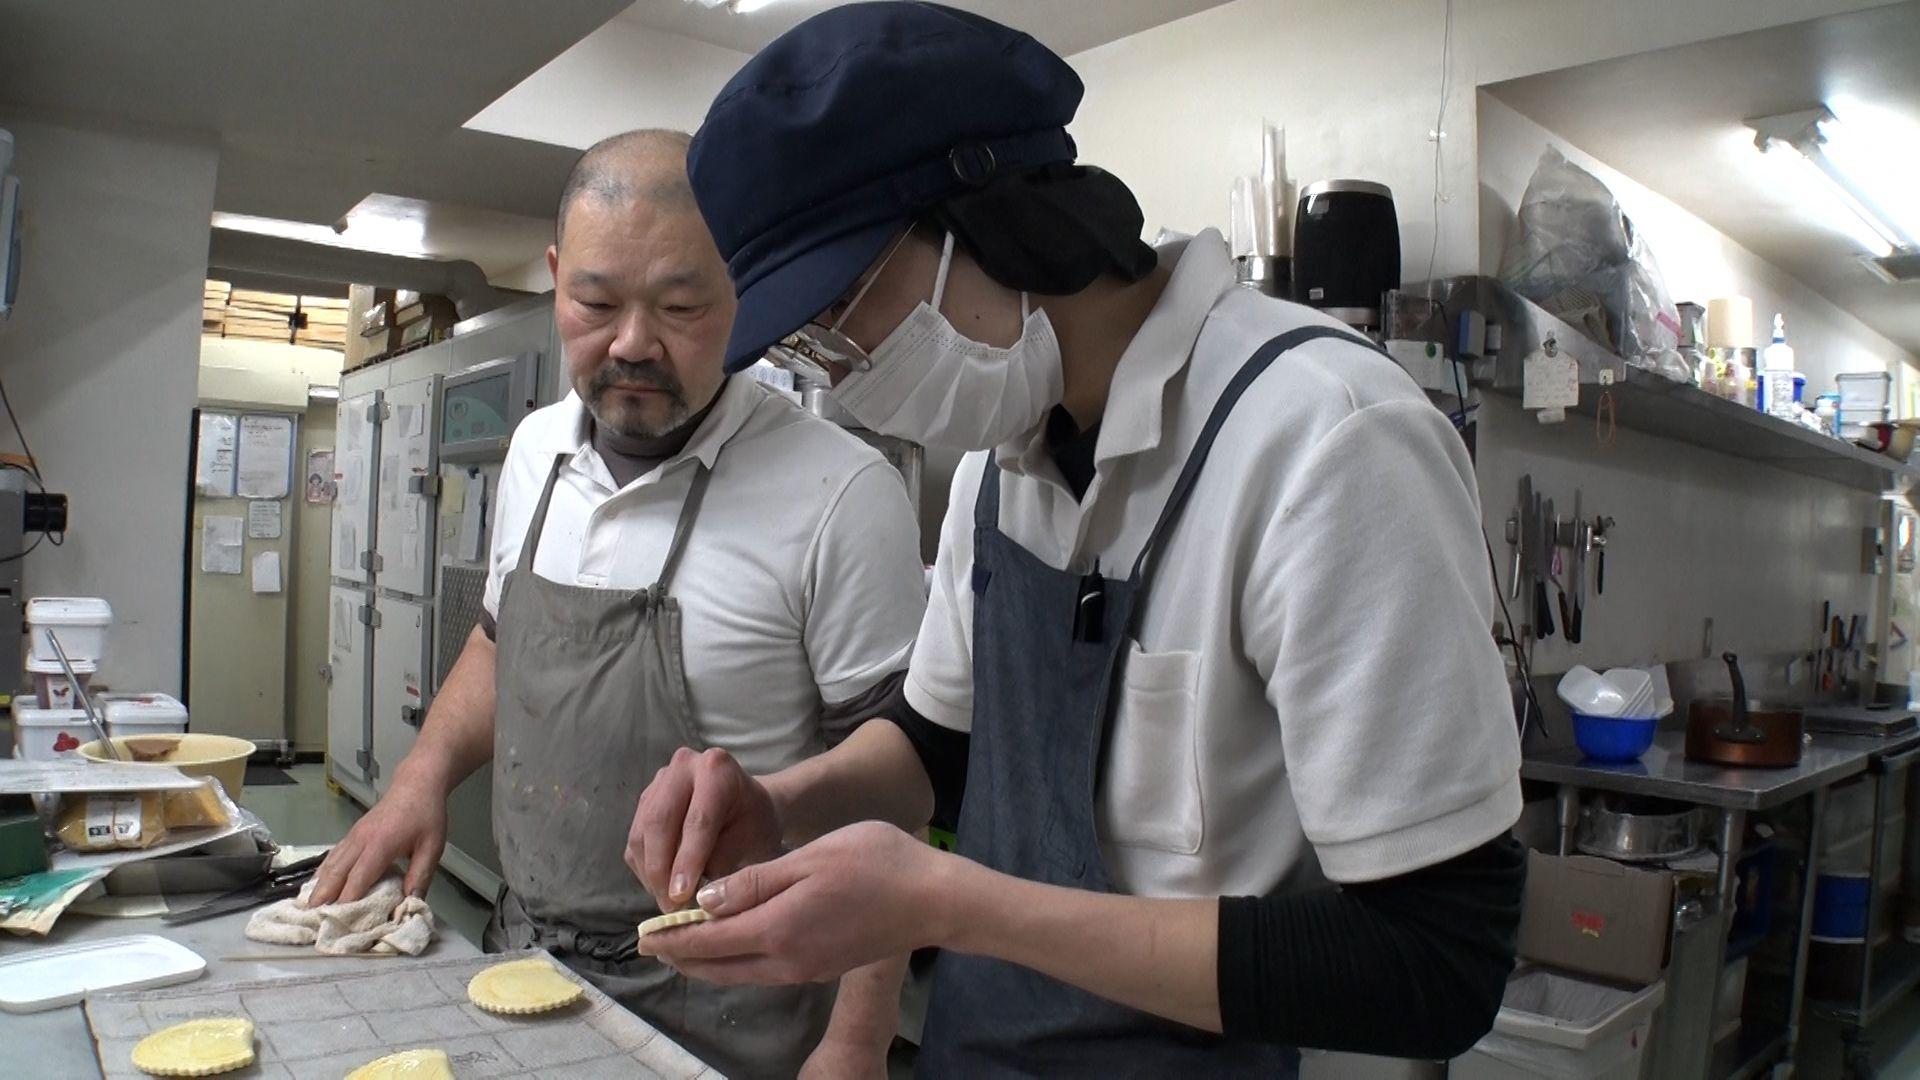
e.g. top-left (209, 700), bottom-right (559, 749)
top-left (688, 2), bottom-right (1083, 372)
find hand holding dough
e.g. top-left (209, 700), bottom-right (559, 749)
top-left (637, 908), bottom-right (712, 937)
top-left (344, 1048), bottom-right (454, 1079)
top-left (467, 956), bottom-right (585, 1015)
top-left (130, 1017), bottom-right (255, 1077)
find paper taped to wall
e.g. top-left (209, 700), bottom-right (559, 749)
top-left (196, 413), bottom-right (238, 497)
top-left (237, 414), bottom-right (294, 499)
top-left (247, 501), bottom-right (282, 540)
top-left (202, 515), bottom-right (243, 576)
top-left (251, 551), bottom-right (282, 594)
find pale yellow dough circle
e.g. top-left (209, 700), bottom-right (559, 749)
top-left (467, 956), bottom-right (585, 1015)
top-left (637, 908), bottom-right (713, 937)
top-left (344, 1047), bottom-right (455, 1079)
top-left (129, 1017), bottom-right (256, 1077)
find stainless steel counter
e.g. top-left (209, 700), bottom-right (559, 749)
top-left (1521, 731), bottom-right (1874, 810)
top-left (0, 901), bottom-right (481, 1079)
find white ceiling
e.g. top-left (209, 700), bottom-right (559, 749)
top-left (616, 0), bottom-right (1237, 58)
top-left (0, 0), bottom-right (629, 277)
top-left (467, 0), bottom-right (1241, 152)
top-left (0, 0), bottom-right (1232, 284)
top-left (1484, 1), bottom-right (1920, 356)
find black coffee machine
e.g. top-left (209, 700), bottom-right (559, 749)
top-left (1291, 180), bottom-right (1399, 331)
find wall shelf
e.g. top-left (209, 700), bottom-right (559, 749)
top-left (1483, 368), bottom-right (1920, 494)
top-left (1401, 277), bottom-right (1920, 495)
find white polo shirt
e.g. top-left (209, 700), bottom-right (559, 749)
top-left (906, 230), bottom-right (1522, 898)
top-left (485, 376), bottom-right (927, 775)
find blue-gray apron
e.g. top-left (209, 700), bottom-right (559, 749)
top-left (918, 326), bottom-right (1375, 1078)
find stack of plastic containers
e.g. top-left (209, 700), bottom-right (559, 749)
top-left (1836, 371), bottom-right (1893, 443)
top-left (12, 597), bottom-right (113, 761)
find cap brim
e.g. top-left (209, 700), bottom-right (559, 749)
top-left (722, 219), bottom-right (899, 374)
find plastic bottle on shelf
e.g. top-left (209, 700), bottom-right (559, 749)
top-left (1761, 314), bottom-right (1796, 418)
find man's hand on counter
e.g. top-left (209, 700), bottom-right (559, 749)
top-left (306, 778), bottom-right (449, 906)
top-left (627, 747), bottom-right (784, 912)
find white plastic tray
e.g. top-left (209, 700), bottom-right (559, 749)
top-left (0, 934), bottom-right (205, 1012)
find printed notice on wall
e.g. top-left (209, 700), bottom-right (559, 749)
top-left (201, 515), bottom-right (243, 575)
top-left (195, 413), bottom-right (238, 497)
top-left (251, 551), bottom-right (282, 594)
top-left (248, 500), bottom-right (282, 539)
top-left (236, 414), bottom-right (295, 499)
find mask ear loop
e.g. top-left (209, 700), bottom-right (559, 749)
top-left (831, 225), bottom-right (918, 336)
top-left (930, 232), bottom-right (958, 312)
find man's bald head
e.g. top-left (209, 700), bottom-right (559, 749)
top-left (555, 129), bottom-right (697, 247)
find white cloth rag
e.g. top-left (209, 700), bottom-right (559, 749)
top-left (244, 875), bottom-right (435, 956)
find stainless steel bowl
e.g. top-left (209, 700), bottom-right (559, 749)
top-left (1576, 798), bottom-right (1703, 863)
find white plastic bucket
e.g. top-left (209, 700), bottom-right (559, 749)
top-left (25, 597), bottom-right (113, 665)
top-left (12, 698), bottom-right (95, 761)
top-left (25, 654), bottom-right (95, 709)
top-left (99, 692), bottom-right (189, 738)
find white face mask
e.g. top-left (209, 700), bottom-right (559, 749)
top-left (828, 232), bottom-right (1063, 451)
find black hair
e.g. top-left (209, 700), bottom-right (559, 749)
top-left (930, 163), bottom-right (1158, 295)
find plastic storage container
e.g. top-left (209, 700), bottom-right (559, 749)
top-left (1452, 967), bottom-right (1666, 1080)
top-left (24, 654), bottom-right (94, 709)
top-left (97, 692), bottom-right (188, 738)
top-left (24, 597), bottom-right (112, 665)
top-left (1837, 371), bottom-right (1893, 412)
top-left (11, 698), bottom-right (94, 761)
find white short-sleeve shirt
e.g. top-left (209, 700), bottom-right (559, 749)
top-left (906, 230), bottom-right (1522, 897)
top-left (486, 376), bottom-right (927, 775)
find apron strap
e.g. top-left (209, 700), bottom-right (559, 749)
top-left (973, 453), bottom-right (1003, 530)
top-left (653, 462), bottom-right (714, 594)
top-left (1123, 326), bottom-right (1385, 614)
top-left (516, 454), bottom-right (572, 575)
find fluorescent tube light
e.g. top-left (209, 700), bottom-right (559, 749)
top-left (1749, 106), bottom-right (1919, 257)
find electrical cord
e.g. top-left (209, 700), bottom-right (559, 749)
top-left (0, 370), bottom-right (61, 561)
top-left (0, 373), bottom-right (43, 482)
top-left (1483, 527), bottom-right (1544, 740)
top-left (1421, 0), bottom-right (1456, 289)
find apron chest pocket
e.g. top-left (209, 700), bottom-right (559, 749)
top-left (1102, 645), bottom-right (1205, 855)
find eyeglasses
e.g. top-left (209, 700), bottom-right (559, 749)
top-left (767, 225), bottom-right (917, 380)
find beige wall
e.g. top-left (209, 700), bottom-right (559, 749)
top-left (288, 400), bottom-right (336, 752)
top-left (0, 115), bottom-right (218, 694)
top-left (194, 337), bottom-right (341, 748)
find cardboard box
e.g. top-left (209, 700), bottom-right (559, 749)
top-left (1517, 852), bottom-right (1674, 986)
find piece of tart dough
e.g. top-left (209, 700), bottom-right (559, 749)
top-left (467, 956), bottom-right (584, 1015)
top-left (343, 1047), bottom-right (454, 1079)
top-left (637, 908), bottom-right (713, 937)
top-left (129, 1017), bottom-right (256, 1077)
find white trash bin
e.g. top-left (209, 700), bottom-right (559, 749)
top-left (1452, 967), bottom-right (1665, 1080)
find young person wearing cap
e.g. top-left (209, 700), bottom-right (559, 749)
top-left (307, 130), bottom-right (927, 1080)
top-left (631, 5), bottom-right (1526, 1074)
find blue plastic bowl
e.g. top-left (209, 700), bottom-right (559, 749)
top-left (1573, 712), bottom-right (1657, 762)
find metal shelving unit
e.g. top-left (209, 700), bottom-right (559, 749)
top-left (1400, 276), bottom-right (1920, 494)
top-left (1486, 368), bottom-right (1920, 494)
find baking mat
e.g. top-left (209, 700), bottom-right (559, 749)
top-left (85, 949), bottom-right (723, 1079)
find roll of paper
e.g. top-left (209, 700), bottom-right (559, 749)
top-left (1706, 296), bottom-right (1756, 349)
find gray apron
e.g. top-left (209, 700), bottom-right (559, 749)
top-left (918, 326), bottom-right (1377, 1077)
top-left (483, 454), bottom-right (833, 1080)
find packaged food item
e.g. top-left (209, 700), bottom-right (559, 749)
top-left (163, 780), bottom-right (231, 830)
top-left (56, 793), bottom-right (168, 851)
